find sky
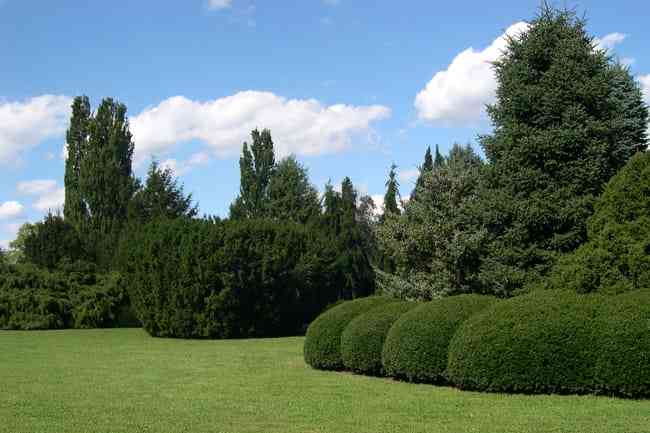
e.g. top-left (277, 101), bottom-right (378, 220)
top-left (1, 0), bottom-right (649, 248)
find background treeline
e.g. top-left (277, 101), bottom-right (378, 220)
top-left (1, 6), bottom-right (648, 338)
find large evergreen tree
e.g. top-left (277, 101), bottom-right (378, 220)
top-left (411, 146), bottom-right (433, 201)
top-left (64, 96), bottom-right (91, 230)
top-left (476, 6), bottom-right (648, 295)
top-left (230, 129), bottom-right (276, 219)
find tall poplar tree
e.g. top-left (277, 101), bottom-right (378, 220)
top-left (64, 96), bottom-right (91, 230)
top-left (230, 129), bottom-right (276, 219)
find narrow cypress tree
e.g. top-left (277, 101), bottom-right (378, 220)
top-left (433, 144), bottom-right (444, 168)
top-left (412, 146), bottom-right (434, 201)
top-left (383, 163), bottom-right (400, 217)
top-left (64, 96), bottom-right (91, 230)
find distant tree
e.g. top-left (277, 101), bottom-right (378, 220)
top-left (412, 146), bottom-right (433, 201)
top-left (6, 222), bottom-right (36, 264)
top-left (475, 6), bottom-right (648, 294)
top-left (434, 144), bottom-right (444, 168)
top-left (321, 180), bottom-right (342, 234)
top-left (129, 160), bottom-right (198, 222)
top-left (382, 163), bottom-right (400, 218)
top-left (266, 156), bottom-right (321, 224)
top-left (230, 129), bottom-right (276, 219)
top-left (64, 96), bottom-right (91, 230)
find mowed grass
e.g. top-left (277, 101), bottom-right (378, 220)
top-left (1, 329), bottom-right (649, 433)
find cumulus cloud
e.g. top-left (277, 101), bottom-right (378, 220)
top-left (0, 95), bottom-right (71, 162)
top-left (33, 188), bottom-right (65, 212)
top-left (17, 179), bottom-right (58, 195)
top-left (159, 152), bottom-right (210, 176)
top-left (207, 0), bottom-right (231, 10)
top-left (0, 201), bottom-right (24, 220)
top-left (130, 91), bottom-right (390, 163)
top-left (594, 32), bottom-right (626, 52)
top-left (414, 22), bottom-right (529, 124)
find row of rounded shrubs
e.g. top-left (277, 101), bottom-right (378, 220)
top-left (304, 290), bottom-right (650, 398)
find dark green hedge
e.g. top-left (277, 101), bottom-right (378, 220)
top-left (382, 294), bottom-right (496, 383)
top-left (119, 217), bottom-right (371, 339)
top-left (595, 289), bottom-right (650, 397)
top-left (446, 291), bottom-right (603, 395)
top-left (303, 296), bottom-right (392, 370)
top-left (341, 301), bottom-right (418, 375)
top-left (0, 262), bottom-right (134, 330)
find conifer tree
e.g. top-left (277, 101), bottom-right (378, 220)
top-left (412, 146), bottom-right (434, 201)
top-left (266, 156), bottom-right (320, 224)
top-left (383, 163), bottom-right (400, 217)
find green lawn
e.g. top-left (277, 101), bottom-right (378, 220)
top-left (1, 329), bottom-right (648, 433)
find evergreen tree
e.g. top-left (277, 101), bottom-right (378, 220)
top-left (230, 129), bottom-right (276, 219)
top-left (476, 6), bottom-right (648, 294)
top-left (23, 212), bottom-right (85, 269)
top-left (78, 98), bottom-right (137, 267)
top-left (433, 144), bottom-right (444, 168)
top-left (383, 163), bottom-right (400, 217)
top-left (266, 156), bottom-right (321, 224)
top-left (64, 96), bottom-right (91, 230)
top-left (412, 146), bottom-right (434, 201)
top-left (321, 180), bottom-right (342, 234)
top-left (129, 160), bottom-right (198, 222)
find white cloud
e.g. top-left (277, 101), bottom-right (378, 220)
top-left (639, 75), bottom-right (650, 105)
top-left (207, 0), bottom-right (231, 10)
top-left (594, 32), bottom-right (626, 52)
top-left (0, 201), bottom-right (24, 220)
top-left (130, 91), bottom-right (390, 162)
top-left (159, 151), bottom-right (211, 177)
top-left (17, 179), bottom-right (58, 195)
top-left (33, 188), bottom-right (65, 212)
top-left (415, 22), bottom-right (529, 124)
top-left (0, 95), bottom-right (71, 163)
top-left (399, 168), bottom-right (419, 183)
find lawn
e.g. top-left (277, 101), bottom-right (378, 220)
top-left (1, 329), bottom-right (648, 433)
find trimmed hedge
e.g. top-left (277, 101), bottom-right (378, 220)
top-left (382, 294), bottom-right (496, 383)
top-left (341, 301), bottom-right (418, 375)
top-left (304, 296), bottom-right (392, 370)
top-left (595, 289), bottom-right (650, 397)
top-left (446, 290), bottom-right (603, 395)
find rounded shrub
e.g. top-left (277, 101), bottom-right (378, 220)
top-left (595, 289), bottom-right (650, 397)
top-left (304, 296), bottom-right (393, 370)
top-left (340, 301), bottom-right (418, 375)
top-left (446, 290), bottom-right (602, 395)
top-left (382, 294), bottom-right (496, 383)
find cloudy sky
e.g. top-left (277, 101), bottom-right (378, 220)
top-left (1, 0), bottom-right (649, 247)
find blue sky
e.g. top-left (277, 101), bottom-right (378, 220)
top-left (1, 0), bottom-right (649, 247)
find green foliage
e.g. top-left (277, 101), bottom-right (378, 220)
top-left (22, 213), bottom-right (84, 269)
top-left (474, 6), bottom-right (648, 295)
top-left (230, 129), bottom-right (276, 219)
top-left (446, 291), bottom-right (603, 394)
top-left (595, 289), bottom-right (650, 397)
top-left (341, 301), bottom-right (418, 375)
top-left (118, 217), bottom-right (352, 338)
top-left (0, 263), bottom-right (131, 330)
top-left (64, 95), bottom-right (91, 230)
top-left (543, 151), bottom-right (650, 294)
top-left (266, 156), bottom-right (321, 224)
top-left (382, 294), bottom-right (496, 383)
top-left (382, 163), bottom-right (400, 217)
top-left (303, 296), bottom-right (392, 370)
top-left (377, 144), bottom-right (486, 298)
top-left (129, 160), bottom-right (198, 222)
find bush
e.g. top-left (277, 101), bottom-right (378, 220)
top-left (119, 217), bottom-right (358, 339)
top-left (595, 289), bottom-right (650, 397)
top-left (446, 290), bottom-right (602, 395)
top-left (0, 263), bottom-right (131, 330)
top-left (382, 294), bottom-right (496, 383)
top-left (341, 301), bottom-right (418, 375)
top-left (304, 296), bottom-right (392, 370)
top-left (542, 152), bottom-right (650, 294)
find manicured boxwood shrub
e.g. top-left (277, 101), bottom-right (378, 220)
top-left (382, 294), bottom-right (496, 383)
top-left (446, 290), bottom-right (603, 395)
top-left (340, 301), bottom-right (418, 375)
top-left (595, 289), bottom-right (650, 397)
top-left (304, 296), bottom-right (392, 370)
